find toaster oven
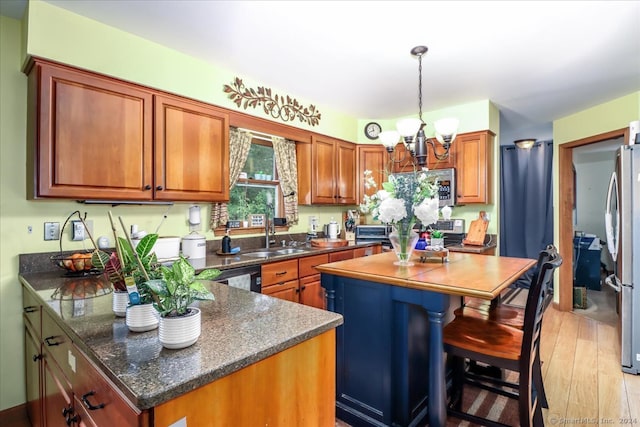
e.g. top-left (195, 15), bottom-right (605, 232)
top-left (355, 224), bottom-right (393, 248)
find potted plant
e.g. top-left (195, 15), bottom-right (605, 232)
top-left (430, 229), bottom-right (445, 248)
top-left (144, 256), bottom-right (221, 349)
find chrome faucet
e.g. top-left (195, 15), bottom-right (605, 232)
top-left (265, 202), bottom-right (275, 249)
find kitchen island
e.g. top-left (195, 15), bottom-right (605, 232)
top-left (20, 271), bottom-right (343, 426)
top-left (317, 251), bottom-right (536, 427)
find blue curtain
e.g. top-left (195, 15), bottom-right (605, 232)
top-left (500, 141), bottom-right (554, 261)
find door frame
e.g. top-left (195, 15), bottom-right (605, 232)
top-left (557, 127), bottom-right (628, 311)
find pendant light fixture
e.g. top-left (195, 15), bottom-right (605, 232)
top-left (378, 46), bottom-right (459, 167)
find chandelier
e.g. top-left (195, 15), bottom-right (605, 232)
top-left (378, 46), bottom-right (459, 167)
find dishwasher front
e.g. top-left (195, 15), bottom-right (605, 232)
top-left (216, 264), bottom-right (262, 293)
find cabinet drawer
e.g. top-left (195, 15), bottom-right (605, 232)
top-left (42, 309), bottom-right (76, 383)
top-left (262, 279), bottom-right (300, 302)
top-left (329, 249), bottom-right (354, 262)
top-left (262, 259), bottom-right (299, 286)
top-left (23, 286), bottom-right (42, 336)
top-left (299, 253), bottom-right (329, 278)
top-left (73, 346), bottom-right (140, 427)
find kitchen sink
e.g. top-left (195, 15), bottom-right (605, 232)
top-left (241, 251), bottom-right (274, 258)
top-left (273, 248), bottom-right (307, 255)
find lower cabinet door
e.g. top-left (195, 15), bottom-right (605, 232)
top-left (25, 326), bottom-right (43, 427)
top-left (299, 275), bottom-right (325, 309)
top-left (43, 358), bottom-right (73, 427)
top-left (72, 345), bottom-right (141, 427)
top-left (262, 280), bottom-right (299, 302)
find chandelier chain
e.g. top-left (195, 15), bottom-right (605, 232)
top-left (418, 54), bottom-right (423, 123)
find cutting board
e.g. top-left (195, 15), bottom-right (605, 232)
top-left (310, 238), bottom-right (349, 248)
top-left (462, 211), bottom-right (489, 246)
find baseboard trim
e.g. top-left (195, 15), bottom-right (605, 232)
top-left (0, 403), bottom-right (29, 426)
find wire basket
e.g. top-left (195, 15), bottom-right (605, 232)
top-left (50, 211), bottom-right (105, 276)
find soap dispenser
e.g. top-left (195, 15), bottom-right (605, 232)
top-left (221, 229), bottom-right (232, 254)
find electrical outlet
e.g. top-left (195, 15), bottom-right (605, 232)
top-left (44, 222), bottom-right (60, 240)
top-left (71, 220), bottom-right (93, 241)
top-left (72, 221), bottom-right (84, 241)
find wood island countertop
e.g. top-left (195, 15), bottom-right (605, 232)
top-left (315, 251), bottom-right (535, 300)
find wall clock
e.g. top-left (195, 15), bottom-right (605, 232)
top-left (364, 122), bottom-right (382, 140)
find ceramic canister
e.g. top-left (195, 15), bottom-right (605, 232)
top-left (182, 232), bottom-right (206, 259)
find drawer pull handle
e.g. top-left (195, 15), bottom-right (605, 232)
top-left (24, 306), bottom-right (38, 313)
top-left (32, 354), bottom-right (42, 362)
top-left (45, 336), bottom-right (61, 347)
top-left (82, 391), bottom-right (105, 410)
top-left (275, 271), bottom-right (287, 276)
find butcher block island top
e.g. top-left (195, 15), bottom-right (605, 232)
top-left (20, 271), bottom-right (343, 425)
top-left (315, 251), bottom-right (536, 300)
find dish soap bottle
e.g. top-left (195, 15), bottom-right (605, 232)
top-left (222, 230), bottom-right (232, 254)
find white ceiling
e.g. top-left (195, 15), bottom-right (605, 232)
top-left (2, 0), bottom-right (640, 131)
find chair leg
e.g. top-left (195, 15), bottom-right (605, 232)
top-left (449, 355), bottom-right (465, 410)
top-left (533, 348), bottom-right (548, 409)
top-left (518, 371), bottom-right (534, 427)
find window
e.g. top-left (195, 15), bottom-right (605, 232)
top-left (228, 140), bottom-right (282, 224)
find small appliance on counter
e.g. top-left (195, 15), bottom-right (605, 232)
top-left (182, 232), bottom-right (207, 259)
top-left (355, 224), bottom-right (393, 250)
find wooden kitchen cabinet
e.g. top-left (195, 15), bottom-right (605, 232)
top-left (297, 135), bottom-right (356, 205)
top-left (22, 283), bottom-right (145, 427)
top-left (353, 245), bottom-right (381, 258)
top-left (299, 253), bottom-right (330, 309)
top-left (329, 249), bottom-right (355, 262)
top-left (454, 130), bottom-right (494, 204)
top-left (25, 58), bottom-right (229, 202)
top-left (390, 139), bottom-right (456, 173)
top-left (357, 144), bottom-right (389, 204)
top-left (261, 259), bottom-right (300, 302)
top-left (153, 95), bottom-right (229, 202)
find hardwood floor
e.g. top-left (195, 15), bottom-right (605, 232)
top-left (541, 305), bottom-right (640, 426)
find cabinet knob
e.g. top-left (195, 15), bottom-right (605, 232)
top-left (156, 185), bottom-right (164, 191)
top-left (62, 406), bottom-right (73, 417)
top-left (32, 354), bottom-right (43, 362)
top-left (81, 390), bottom-right (105, 411)
top-left (24, 306), bottom-right (38, 313)
top-left (144, 185), bottom-right (152, 190)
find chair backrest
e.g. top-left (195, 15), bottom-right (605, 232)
top-left (521, 245), bottom-right (562, 373)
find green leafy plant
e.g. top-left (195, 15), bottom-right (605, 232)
top-left (430, 230), bottom-right (444, 239)
top-left (105, 233), bottom-right (161, 302)
top-left (144, 256), bottom-right (220, 317)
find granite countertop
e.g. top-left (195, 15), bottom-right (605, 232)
top-left (20, 271), bottom-right (343, 410)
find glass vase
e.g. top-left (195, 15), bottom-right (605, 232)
top-left (389, 223), bottom-right (419, 267)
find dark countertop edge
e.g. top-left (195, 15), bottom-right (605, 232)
top-left (19, 274), bottom-right (344, 410)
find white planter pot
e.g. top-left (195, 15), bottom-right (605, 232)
top-left (112, 291), bottom-right (129, 317)
top-left (158, 308), bottom-right (201, 350)
top-left (430, 237), bottom-right (445, 249)
top-left (125, 303), bottom-right (159, 332)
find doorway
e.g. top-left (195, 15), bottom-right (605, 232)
top-left (558, 127), bottom-right (629, 312)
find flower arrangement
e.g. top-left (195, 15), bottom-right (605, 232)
top-left (360, 169), bottom-right (445, 265)
top-left (360, 169), bottom-right (441, 227)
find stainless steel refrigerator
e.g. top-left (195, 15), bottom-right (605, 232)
top-left (605, 145), bottom-right (639, 374)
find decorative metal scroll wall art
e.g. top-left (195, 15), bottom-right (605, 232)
top-left (224, 77), bottom-right (322, 126)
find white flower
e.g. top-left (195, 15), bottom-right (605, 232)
top-left (376, 189), bottom-right (389, 201)
top-left (414, 198), bottom-right (440, 225)
top-left (377, 197), bottom-right (407, 224)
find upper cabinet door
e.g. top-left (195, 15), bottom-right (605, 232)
top-left (356, 144), bottom-right (388, 205)
top-left (455, 130), bottom-right (494, 204)
top-left (154, 95), bottom-right (229, 202)
top-left (335, 140), bottom-right (357, 204)
top-left (28, 61), bottom-right (154, 200)
top-left (311, 135), bottom-right (337, 204)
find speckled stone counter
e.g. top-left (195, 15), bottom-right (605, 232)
top-left (19, 271), bottom-right (343, 410)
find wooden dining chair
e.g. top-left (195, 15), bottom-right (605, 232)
top-left (443, 247), bottom-right (562, 427)
top-left (452, 245), bottom-right (555, 408)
